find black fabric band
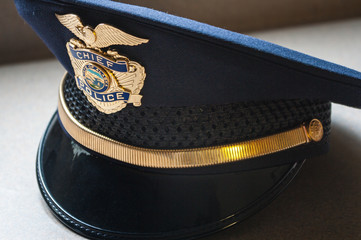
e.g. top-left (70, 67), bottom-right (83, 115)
top-left (63, 73), bottom-right (331, 149)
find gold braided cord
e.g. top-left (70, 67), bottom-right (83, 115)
top-left (58, 75), bottom-right (313, 168)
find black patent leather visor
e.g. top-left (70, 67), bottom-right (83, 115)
top-left (37, 113), bottom-right (304, 240)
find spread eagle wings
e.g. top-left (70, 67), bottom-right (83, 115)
top-left (93, 24), bottom-right (149, 48)
top-left (55, 13), bottom-right (148, 48)
top-left (55, 14), bottom-right (87, 42)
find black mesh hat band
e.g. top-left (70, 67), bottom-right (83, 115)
top-left (59, 73), bottom-right (331, 169)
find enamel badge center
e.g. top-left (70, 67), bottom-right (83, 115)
top-left (56, 14), bottom-right (148, 114)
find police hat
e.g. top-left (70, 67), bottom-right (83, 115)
top-left (15, 0), bottom-right (361, 239)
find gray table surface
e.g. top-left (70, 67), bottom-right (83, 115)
top-left (1, 18), bottom-right (361, 239)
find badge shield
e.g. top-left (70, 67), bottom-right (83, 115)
top-left (57, 14), bottom-right (148, 114)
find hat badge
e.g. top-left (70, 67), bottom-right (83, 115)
top-left (56, 14), bottom-right (148, 114)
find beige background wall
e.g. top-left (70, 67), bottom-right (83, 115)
top-left (119, 0), bottom-right (361, 32)
top-left (1, 2), bottom-right (52, 65)
top-left (3, 0), bottom-right (361, 65)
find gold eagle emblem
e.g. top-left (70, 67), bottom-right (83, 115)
top-left (56, 13), bottom-right (149, 114)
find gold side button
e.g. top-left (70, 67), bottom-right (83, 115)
top-left (307, 119), bottom-right (324, 142)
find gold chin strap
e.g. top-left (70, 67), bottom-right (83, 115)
top-left (58, 74), bottom-right (324, 169)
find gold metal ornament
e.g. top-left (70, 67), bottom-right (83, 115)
top-left (307, 119), bottom-right (324, 142)
top-left (56, 13), bottom-right (149, 114)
